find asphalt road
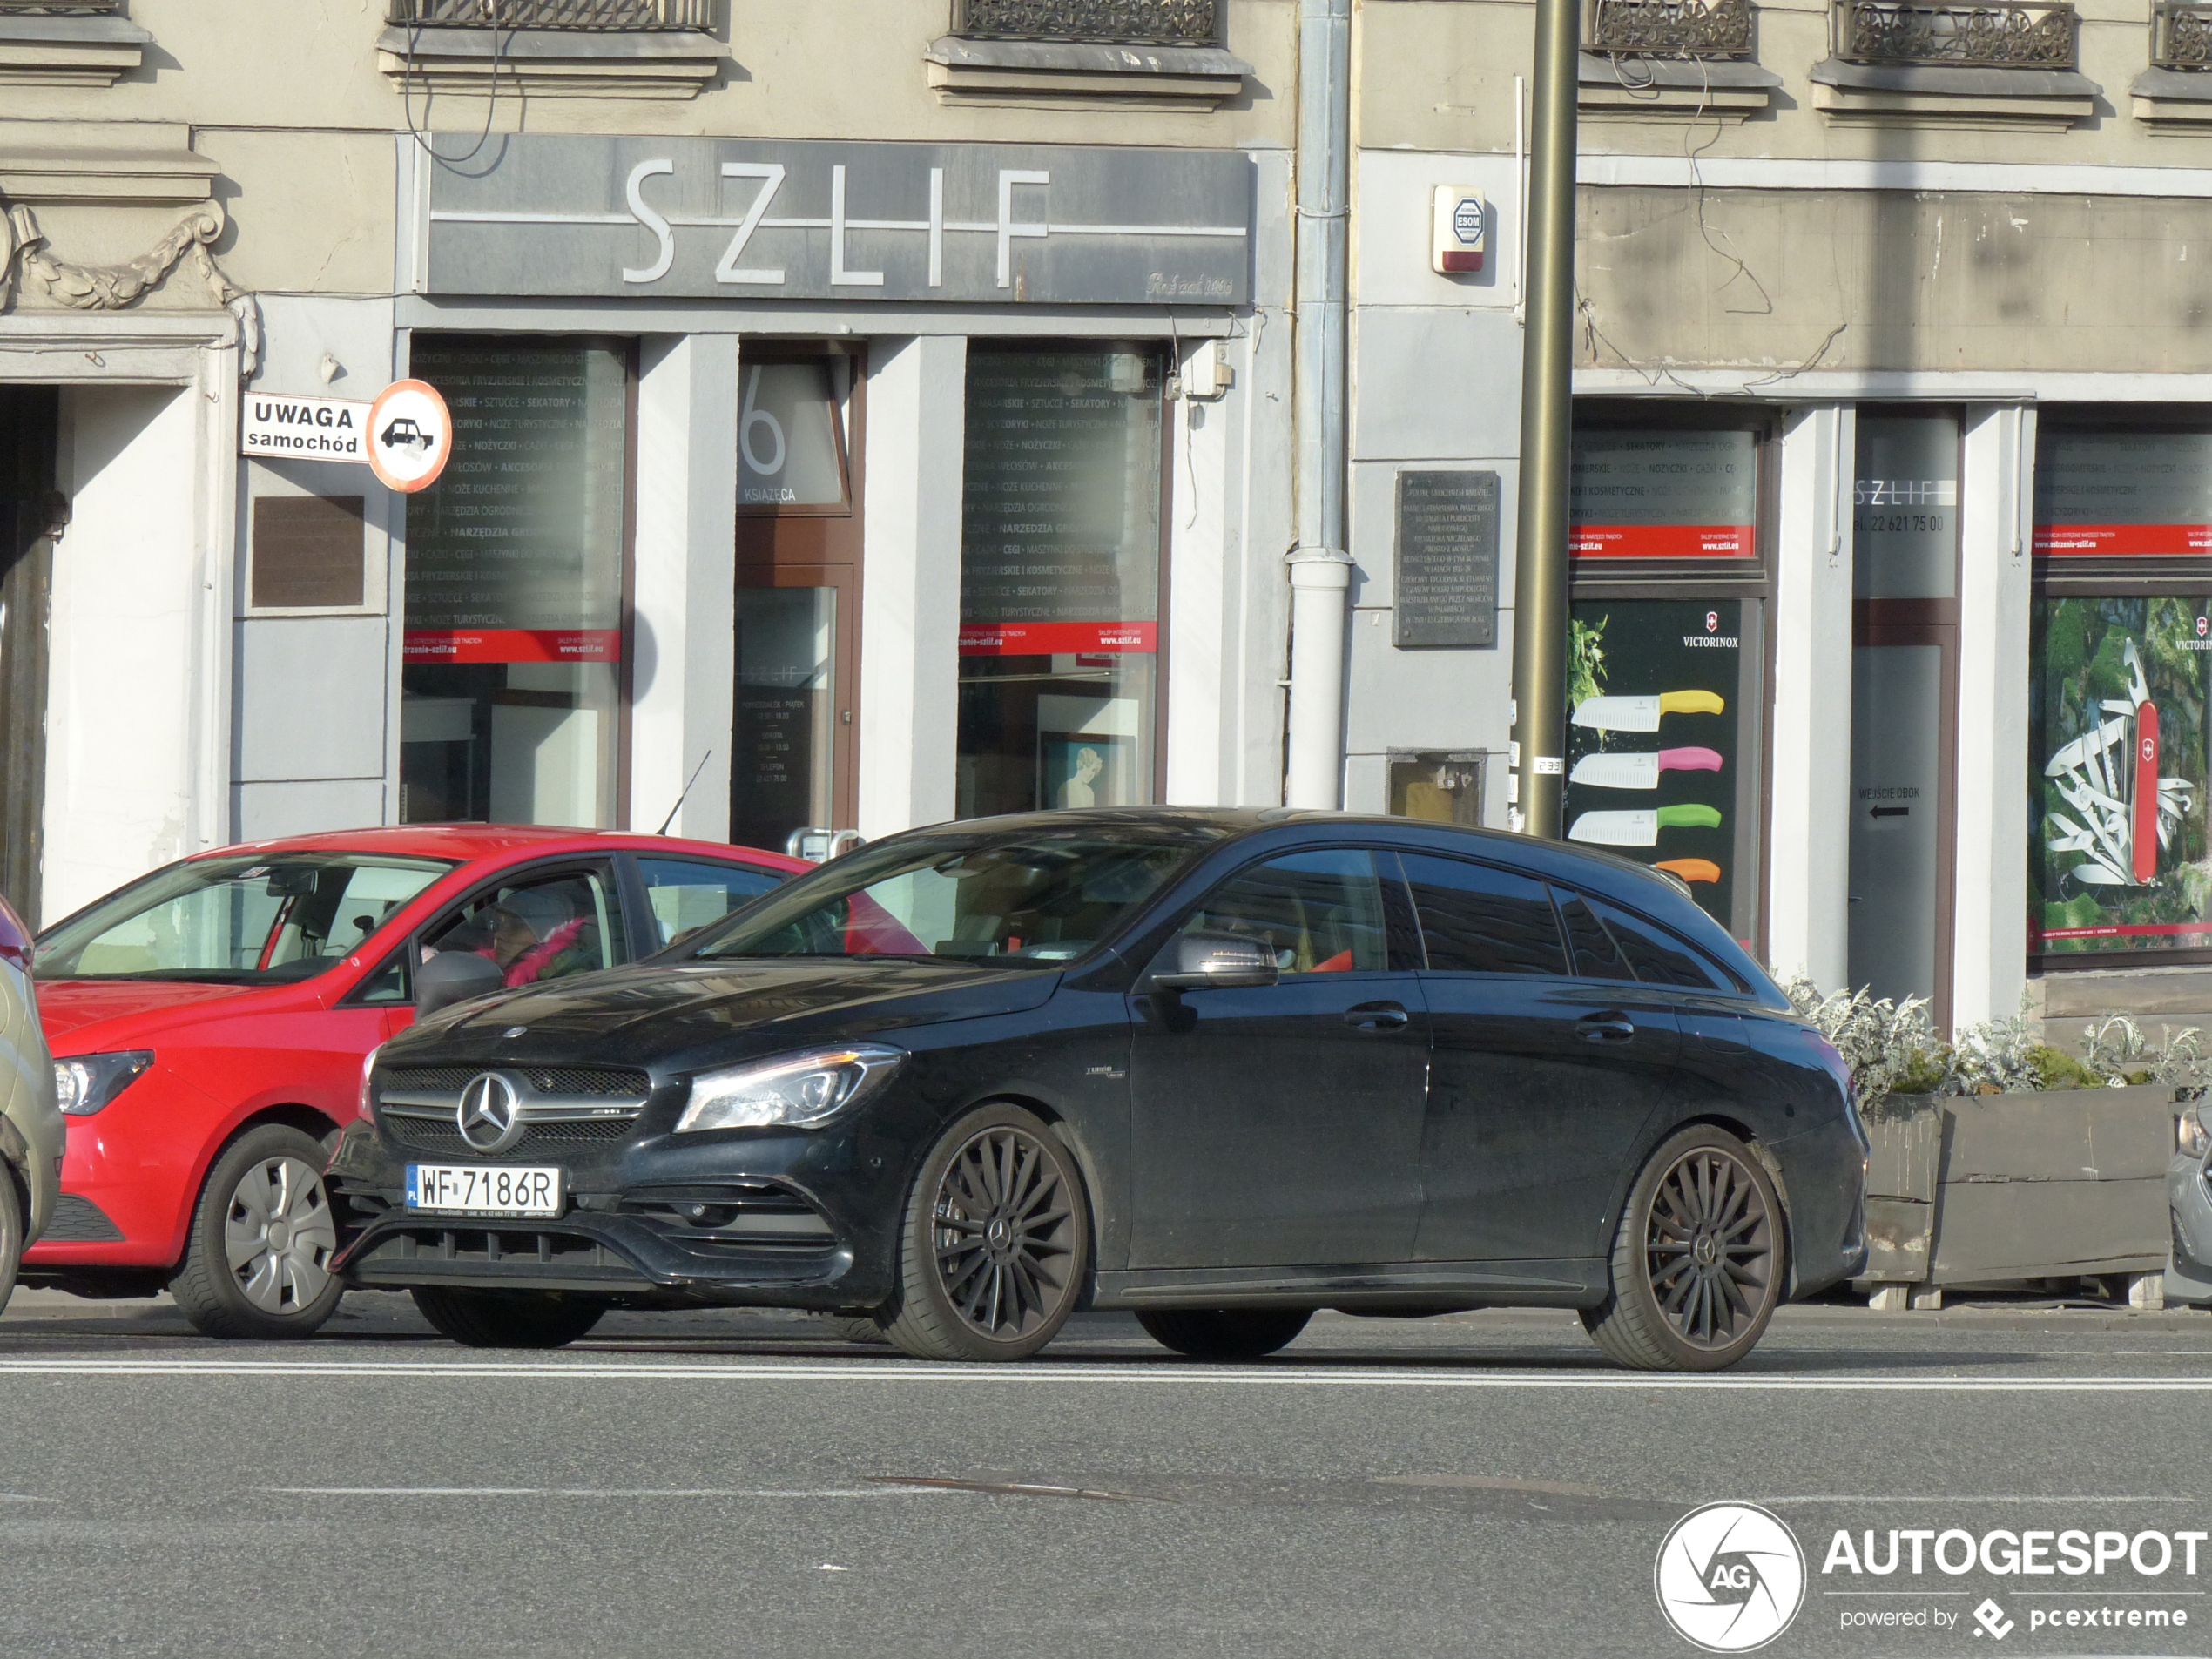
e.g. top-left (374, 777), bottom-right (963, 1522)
top-left (0, 1291), bottom-right (2209, 1658)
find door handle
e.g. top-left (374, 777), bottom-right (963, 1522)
top-left (1577, 1013), bottom-right (1636, 1043)
top-left (1345, 1001), bottom-right (1410, 1032)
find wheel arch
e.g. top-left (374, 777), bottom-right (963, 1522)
top-left (1654, 1110), bottom-right (1803, 1298)
top-left (165, 1104), bottom-right (347, 1271)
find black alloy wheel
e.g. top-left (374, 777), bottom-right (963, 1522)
top-left (411, 1287), bottom-right (607, 1350)
top-left (1136, 1308), bottom-right (1312, 1361)
top-left (1581, 1125), bottom-right (1784, 1372)
top-left (879, 1103), bottom-right (1090, 1362)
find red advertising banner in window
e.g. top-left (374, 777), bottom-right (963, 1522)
top-left (1570, 429), bottom-right (1760, 561)
top-left (1568, 524), bottom-right (1757, 558)
top-left (958, 621), bottom-right (1157, 656)
top-left (2036, 431), bottom-right (2212, 557)
top-left (403, 628), bottom-right (622, 664)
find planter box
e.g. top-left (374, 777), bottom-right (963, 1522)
top-left (1860, 1084), bottom-right (2180, 1287)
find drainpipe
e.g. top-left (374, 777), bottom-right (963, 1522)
top-left (1283, 0), bottom-right (1352, 810)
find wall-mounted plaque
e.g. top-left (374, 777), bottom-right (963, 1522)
top-left (1394, 469), bottom-right (1500, 648)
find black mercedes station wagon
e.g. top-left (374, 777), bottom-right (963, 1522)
top-left (327, 809), bottom-right (1868, 1371)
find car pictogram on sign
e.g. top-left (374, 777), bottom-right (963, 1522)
top-left (380, 417), bottom-right (435, 455)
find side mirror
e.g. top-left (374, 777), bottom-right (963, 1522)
top-left (415, 950), bottom-right (505, 1017)
top-left (1150, 930), bottom-right (1279, 992)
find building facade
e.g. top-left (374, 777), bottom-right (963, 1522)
top-left (3, 0), bottom-right (2211, 1034)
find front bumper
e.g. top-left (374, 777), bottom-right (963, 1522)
top-left (2168, 1151), bottom-right (2212, 1305)
top-left (327, 1114), bottom-right (904, 1312)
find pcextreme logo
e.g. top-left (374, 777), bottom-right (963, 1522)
top-left (1656, 1502), bottom-right (1809, 1652)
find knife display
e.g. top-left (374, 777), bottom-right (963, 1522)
top-left (1568, 803), bottom-right (1725, 847)
top-left (1568, 746), bottom-right (1724, 790)
top-left (1571, 690), bottom-right (1726, 732)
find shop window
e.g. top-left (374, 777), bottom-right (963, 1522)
top-left (956, 346), bottom-right (1164, 819)
top-left (398, 336), bottom-right (630, 828)
top-left (1569, 428), bottom-right (1757, 561)
top-left (1564, 415), bottom-right (1768, 946)
top-left (2030, 423), bottom-right (2212, 960)
top-left (1562, 597), bottom-right (1754, 935)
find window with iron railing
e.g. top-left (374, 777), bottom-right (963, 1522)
top-left (386, 0), bottom-right (713, 28)
top-left (948, 0), bottom-right (1222, 46)
top-left (1584, 0), bottom-right (1753, 57)
top-left (2153, 0), bottom-right (2212, 66)
top-left (1831, 0), bottom-right (2077, 67)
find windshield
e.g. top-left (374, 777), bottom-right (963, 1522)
top-left (683, 830), bottom-right (1217, 968)
top-left (35, 853), bottom-right (455, 985)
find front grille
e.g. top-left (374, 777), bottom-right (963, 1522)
top-left (41, 1194), bottom-right (124, 1243)
top-left (382, 1116), bottom-right (637, 1156)
top-left (381, 1064), bottom-right (651, 1098)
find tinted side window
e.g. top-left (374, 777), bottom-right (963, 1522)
top-left (638, 857), bottom-right (785, 949)
top-left (1591, 897), bottom-right (1735, 990)
top-left (1181, 848), bottom-right (1390, 975)
top-left (1555, 892), bottom-right (1634, 981)
top-left (1400, 853), bottom-right (1568, 976)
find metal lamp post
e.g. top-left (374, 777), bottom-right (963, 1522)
top-left (1509, 0), bottom-right (1581, 838)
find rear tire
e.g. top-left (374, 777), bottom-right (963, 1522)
top-left (879, 1103), bottom-right (1091, 1363)
top-left (411, 1286), bottom-right (606, 1350)
top-left (1137, 1307), bottom-right (1311, 1360)
top-left (172, 1124), bottom-right (343, 1340)
top-left (1581, 1125), bottom-right (1785, 1372)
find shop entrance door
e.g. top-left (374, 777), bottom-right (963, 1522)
top-left (732, 354), bottom-right (862, 855)
top-left (1847, 412), bottom-right (1960, 1028)
top-left (0, 386), bottom-right (57, 924)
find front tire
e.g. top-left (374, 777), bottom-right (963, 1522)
top-left (0, 1166), bottom-right (23, 1319)
top-left (411, 1287), bottom-right (605, 1349)
top-left (172, 1124), bottom-right (342, 1340)
top-left (879, 1103), bottom-right (1091, 1362)
top-left (1581, 1125), bottom-right (1785, 1372)
top-left (1137, 1308), bottom-right (1311, 1360)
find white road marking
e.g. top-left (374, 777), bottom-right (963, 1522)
top-left (0, 1358), bottom-right (2210, 1391)
top-left (266, 1487), bottom-right (954, 1499)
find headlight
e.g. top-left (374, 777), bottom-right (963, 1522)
top-left (358, 1042), bottom-right (382, 1119)
top-left (53, 1051), bottom-right (154, 1116)
top-left (2182, 1102), bottom-right (2210, 1159)
top-left (675, 1045), bottom-right (904, 1133)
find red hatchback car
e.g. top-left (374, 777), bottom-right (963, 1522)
top-left (24, 826), bottom-right (806, 1339)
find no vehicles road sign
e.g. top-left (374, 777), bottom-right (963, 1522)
top-left (368, 379), bottom-right (453, 493)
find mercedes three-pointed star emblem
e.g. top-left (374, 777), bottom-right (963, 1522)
top-left (456, 1071), bottom-right (523, 1153)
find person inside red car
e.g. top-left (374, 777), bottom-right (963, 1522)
top-left (481, 888), bottom-right (595, 988)
top-left (421, 878), bottom-right (606, 990)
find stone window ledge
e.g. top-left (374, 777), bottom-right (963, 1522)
top-left (1578, 53), bottom-right (1783, 122)
top-left (374, 25), bottom-right (723, 99)
top-left (1810, 56), bottom-right (2100, 128)
top-left (0, 120), bottom-right (216, 204)
top-left (0, 12), bottom-right (153, 88)
top-left (925, 35), bottom-right (1251, 111)
top-left (2130, 66), bottom-right (2212, 131)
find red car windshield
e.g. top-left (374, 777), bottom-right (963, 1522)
top-left (35, 853), bottom-right (454, 985)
